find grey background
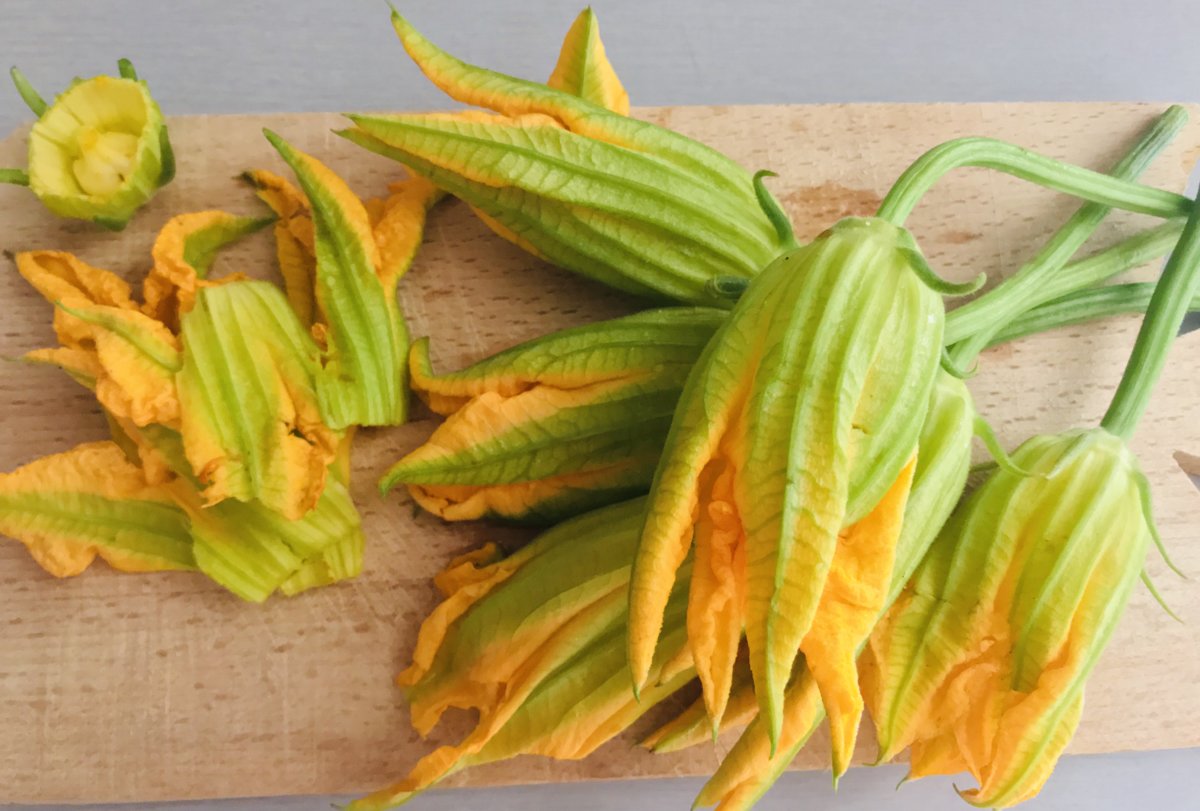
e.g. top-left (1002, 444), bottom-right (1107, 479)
top-left (3, 0), bottom-right (1199, 809)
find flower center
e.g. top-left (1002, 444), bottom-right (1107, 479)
top-left (72, 127), bottom-right (139, 196)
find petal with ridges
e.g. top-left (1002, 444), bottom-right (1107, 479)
top-left (243, 168), bottom-right (319, 325)
top-left (58, 303), bottom-right (181, 427)
top-left (142, 210), bottom-right (270, 327)
top-left (0, 441), bottom-right (194, 576)
top-left (547, 8), bottom-right (630, 115)
top-left (802, 454), bottom-right (916, 777)
top-left (177, 282), bottom-right (337, 519)
top-left (387, 10), bottom-right (758, 206)
top-left (265, 132), bottom-right (408, 427)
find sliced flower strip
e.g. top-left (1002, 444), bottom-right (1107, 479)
top-left (350, 498), bottom-right (695, 811)
top-left (176, 280), bottom-right (339, 519)
top-left (629, 219), bottom-right (943, 748)
top-left (0, 441), bottom-right (194, 576)
top-left (185, 474), bottom-right (364, 603)
top-left (55, 302), bottom-right (182, 427)
top-left (15, 250), bottom-right (139, 347)
top-left (861, 428), bottom-right (1152, 807)
top-left (382, 309), bottom-right (722, 522)
top-left (340, 12), bottom-right (787, 305)
top-left (264, 133), bottom-right (425, 428)
top-left (3, 61), bottom-right (174, 229)
top-left (547, 8), bottom-right (629, 114)
top-left (142, 211), bottom-right (271, 328)
top-left (243, 168), bottom-right (319, 325)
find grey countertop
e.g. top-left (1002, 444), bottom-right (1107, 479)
top-left (3, 1), bottom-right (1198, 809)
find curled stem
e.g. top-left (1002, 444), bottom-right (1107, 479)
top-left (876, 128), bottom-right (1190, 226)
top-left (937, 107), bottom-right (1188, 366)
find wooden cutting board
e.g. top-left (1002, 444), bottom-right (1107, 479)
top-left (2, 103), bottom-right (1199, 805)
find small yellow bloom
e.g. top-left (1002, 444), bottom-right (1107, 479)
top-left (2, 60), bottom-right (173, 229)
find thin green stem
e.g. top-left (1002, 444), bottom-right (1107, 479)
top-left (0, 168), bottom-right (30, 186)
top-left (988, 282), bottom-right (1200, 347)
top-left (876, 131), bottom-right (1190, 226)
top-left (753, 170), bottom-right (797, 249)
top-left (9, 66), bottom-right (47, 117)
top-left (937, 107), bottom-right (1188, 365)
top-left (1101, 190), bottom-right (1200, 439)
top-left (944, 219), bottom-right (1185, 345)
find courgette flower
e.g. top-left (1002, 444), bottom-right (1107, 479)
top-left (380, 308), bottom-right (723, 523)
top-left (4, 212), bottom-right (366, 600)
top-left (339, 9), bottom-right (789, 305)
top-left (861, 185), bottom-right (1200, 807)
top-left (1, 60), bottom-right (173, 229)
top-left (628, 217), bottom-right (968, 763)
top-left (349, 498), bottom-right (694, 810)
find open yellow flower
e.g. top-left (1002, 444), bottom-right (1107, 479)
top-left (1, 60), bottom-right (173, 229)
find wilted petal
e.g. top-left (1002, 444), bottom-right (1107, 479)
top-left (0, 441), bottom-right (193, 576)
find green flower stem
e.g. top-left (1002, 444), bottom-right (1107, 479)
top-left (934, 107), bottom-right (1188, 365)
top-left (0, 168), bottom-right (30, 186)
top-left (988, 282), bottom-right (1200, 347)
top-left (876, 129), bottom-right (1190, 227)
top-left (1101, 190), bottom-right (1200, 439)
top-left (943, 219), bottom-right (1185, 345)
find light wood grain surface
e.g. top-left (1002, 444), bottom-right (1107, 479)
top-left (1, 103), bottom-right (1199, 805)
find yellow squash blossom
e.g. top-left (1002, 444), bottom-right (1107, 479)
top-left (1, 60), bottom-right (173, 229)
top-left (381, 308), bottom-right (723, 523)
top-left (339, 10), bottom-right (790, 305)
top-left (350, 498), bottom-right (694, 810)
top-left (859, 182), bottom-right (1200, 808)
top-left (642, 373), bottom-right (974, 811)
top-left (861, 429), bottom-right (1155, 807)
top-left (628, 218), bottom-right (969, 763)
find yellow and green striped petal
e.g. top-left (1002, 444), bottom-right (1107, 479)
top-left (176, 281), bottom-right (338, 519)
top-left (142, 210), bottom-right (271, 328)
top-left (265, 132), bottom-right (410, 427)
top-left (0, 441), bottom-right (193, 577)
top-left (547, 8), bottom-right (630, 115)
top-left (243, 168), bottom-right (319, 325)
